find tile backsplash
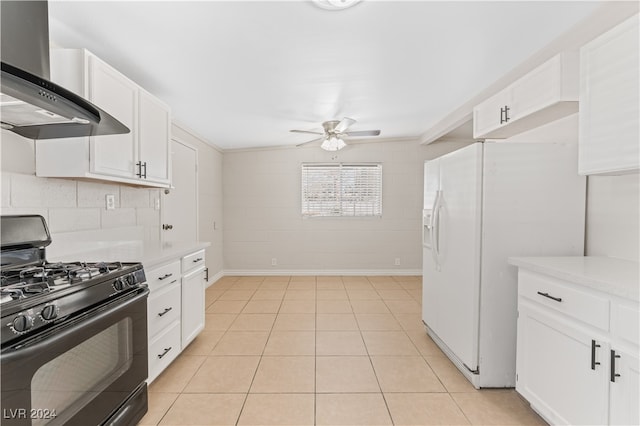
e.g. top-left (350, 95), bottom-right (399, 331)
top-left (1, 172), bottom-right (161, 241)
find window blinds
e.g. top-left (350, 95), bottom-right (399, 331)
top-left (301, 163), bottom-right (382, 217)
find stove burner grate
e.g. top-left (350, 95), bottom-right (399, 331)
top-left (0, 261), bottom-right (125, 305)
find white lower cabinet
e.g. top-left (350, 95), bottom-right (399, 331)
top-left (148, 321), bottom-right (181, 382)
top-left (517, 302), bottom-right (609, 424)
top-left (181, 267), bottom-right (205, 348)
top-left (148, 281), bottom-right (181, 338)
top-left (145, 250), bottom-right (206, 383)
top-left (515, 268), bottom-right (640, 425)
top-left (609, 345), bottom-right (640, 425)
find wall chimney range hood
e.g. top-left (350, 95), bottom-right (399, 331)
top-left (0, 1), bottom-right (129, 139)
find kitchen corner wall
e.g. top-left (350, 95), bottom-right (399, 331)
top-left (506, 114), bottom-right (639, 262)
top-left (1, 130), bottom-right (161, 241)
top-left (222, 139), bottom-right (469, 274)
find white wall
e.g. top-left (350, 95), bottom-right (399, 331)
top-left (503, 114), bottom-right (639, 262)
top-left (586, 174), bottom-right (639, 261)
top-left (1, 130), bottom-right (161, 240)
top-left (172, 123), bottom-right (225, 280)
top-left (222, 138), bottom-right (469, 274)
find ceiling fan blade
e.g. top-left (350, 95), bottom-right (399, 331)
top-left (334, 117), bottom-right (356, 133)
top-left (290, 129), bottom-right (324, 135)
top-left (342, 130), bottom-right (381, 137)
top-left (296, 137), bottom-right (325, 147)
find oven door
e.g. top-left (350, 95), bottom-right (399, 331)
top-left (1, 287), bottom-right (149, 426)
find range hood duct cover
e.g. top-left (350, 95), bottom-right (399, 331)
top-left (0, 1), bottom-right (129, 139)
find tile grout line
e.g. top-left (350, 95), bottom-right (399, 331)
top-left (360, 276), bottom-right (396, 425)
top-left (233, 275), bottom-right (281, 426)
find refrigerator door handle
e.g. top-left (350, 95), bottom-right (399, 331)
top-left (432, 190), bottom-right (442, 271)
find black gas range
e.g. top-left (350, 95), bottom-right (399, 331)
top-left (1, 260), bottom-right (146, 345)
top-left (1, 215), bottom-right (149, 426)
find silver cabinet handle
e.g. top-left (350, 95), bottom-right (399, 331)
top-left (158, 273), bottom-right (173, 281)
top-left (193, 258), bottom-right (203, 263)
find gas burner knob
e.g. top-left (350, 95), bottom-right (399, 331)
top-left (41, 304), bottom-right (58, 321)
top-left (113, 278), bottom-right (126, 291)
top-left (12, 315), bottom-right (34, 333)
top-left (124, 274), bottom-right (136, 286)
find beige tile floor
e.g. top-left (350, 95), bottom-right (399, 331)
top-left (140, 275), bottom-right (547, 426)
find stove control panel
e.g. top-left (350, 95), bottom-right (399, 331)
top-left (112, 272), bottom-right (141, 293)
top-left (11, 313), bottom-right (34, 333)
top-left (40, 304), bottom-right (59, 321)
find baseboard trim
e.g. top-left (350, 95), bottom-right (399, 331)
top-left (222, 269), bottom-right (422, 276)
top-left (206, 270), bottom-right (225, 288)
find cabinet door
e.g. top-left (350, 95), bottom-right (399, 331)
top-left (579, 14), bottom-right (639, 175)
top-left (510, 54), bottom-right (563, 120)
top-left (88, 55), bottom-right (138, 178)
top-left (516, 302), bottom-right (609, 425)
top-left (139, 90), bottom-right (171, 184)
top-left (473, 89), bottom-right (510, 138)
top-left (609, 345), bottom-right (640, 425)
top-left (181, 267), bottom-right (205, 348)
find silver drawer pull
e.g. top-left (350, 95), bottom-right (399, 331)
top-left (158, 347), bottom-right (172, 359)
top-left (192, 258), bottom-right (203, 263)
top-left (537, 291), bottom-right (562, 303)
top-left (158, 307), bottom-right (172, 317)
top-left (158, 273), bottom-right (173, 281)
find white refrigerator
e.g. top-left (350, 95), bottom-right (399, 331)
top-left (422, 142), bottom-right (586, 388)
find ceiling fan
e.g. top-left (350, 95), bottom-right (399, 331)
top-left (290, 117), bottom-right (381, 151)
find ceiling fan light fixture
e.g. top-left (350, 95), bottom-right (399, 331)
top-left (321, 135), bottom-right (346, 151)
top-left (312, 0), bottom-right (362, 11)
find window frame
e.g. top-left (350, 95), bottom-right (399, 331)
top-left (300, 162), bottom-right (383, 218)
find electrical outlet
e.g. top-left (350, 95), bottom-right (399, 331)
top-left (154, 198), bottom-right (160, 210)
top-left (394, 258), bottom-right (401, 266)
top-left (105, 194), bottom-right (115, 210)
top-left (271, 258), bottom-right (277, 266)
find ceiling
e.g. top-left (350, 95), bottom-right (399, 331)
top-left (48, 1), bottom-right (602, 150)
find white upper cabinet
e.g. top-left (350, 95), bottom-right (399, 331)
top-left (473, 52), bottom-right (579, 139)
top-left (88, 54), bottom-right (139, 179)
top-left (139, 89), bottom-right (171, 184)
top-left (578, 14), bottom-right (639, 176)
top-left (36, 49), bottom-right (171, 188)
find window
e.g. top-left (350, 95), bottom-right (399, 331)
top-left (301, 163), bottom-right (382, 217)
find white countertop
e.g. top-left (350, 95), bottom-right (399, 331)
top-left (508, 256), bottom-right (640, 302)
top-left (48, 240), bottom-right (210, 268)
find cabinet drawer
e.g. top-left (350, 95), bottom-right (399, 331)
top-left (146, 260), bottom-right (180, 291)
top-left (611, 300), bottom-right (640, 346)
top-left (148, 281), bottom-right (181, 339)
top-left (182, 250), bottom-right (205, 274)
top-left (148, 321), bottom-right (181, 383)
top-left (518, 270), bottom-right (609, 330)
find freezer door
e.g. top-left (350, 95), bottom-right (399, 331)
top-left (433, 143), bottom-right (483, 371)
top-left (422, 159), bottom-right (440, 331)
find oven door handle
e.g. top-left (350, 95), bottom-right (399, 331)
top-left (1, 288), bottom-right (149, 362)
